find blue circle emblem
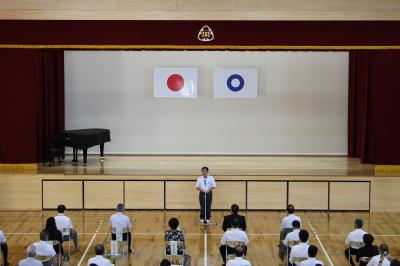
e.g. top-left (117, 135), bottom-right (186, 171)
top-left (226, 74), bottom-right (244, 92)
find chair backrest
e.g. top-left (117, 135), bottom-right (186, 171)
top-left (349, 241), bottom-right (365, 248)
top-left (288, 240), bottom-right (300, 248)
top-left (293, 257), bottom-right (308, 264)
top-left (226, 240), bottom-right (245, 248)
top-left (165, 241), bottom-right (185, 256)
top-left (111, 227), bottom-right (129, 242)
top-left (61, 228), bottom-right (71, 237)
top-left (359, 256), bottom-right (371, 263)
top-left (35, 255), bottom-right (53, 262)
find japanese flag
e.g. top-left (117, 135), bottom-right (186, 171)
top-left (154, 68), bottom-right (198, 98)
top-left (213, 68), bottom-right (258, 98)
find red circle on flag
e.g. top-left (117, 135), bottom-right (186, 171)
top-left (167, 74), bottom-right (184, 92)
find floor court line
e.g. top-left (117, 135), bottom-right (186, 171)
top-left (77, 218), bottom-right (104, 266)
top-left (308, 221), bottom-right (334, 266)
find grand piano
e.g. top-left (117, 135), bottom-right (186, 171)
top-left (53, 128), bottom-right (111, 165)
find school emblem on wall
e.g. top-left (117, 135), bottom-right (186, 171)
top-left (198, 25), bottom-right (214, 42)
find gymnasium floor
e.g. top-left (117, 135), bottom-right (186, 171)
top-left (1, 210), bottom-right (399, 266)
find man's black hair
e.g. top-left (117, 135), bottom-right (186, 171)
top-left (299, 229), bottom-right (309, 242)
top-left (201, 166), bottom-right (209, 172)
top-left (287, 204), bottom-right (295, 214)
top-left (292, 220), bottom-right (301, 229)
top-left (308, 245), bottom-right (318, 257)
top-left (231, 204), bottom-right (239, 214)
top-left (57, 204), bottom-right (66, 213)
top-left (168, 218), bottom-right (179, 230)
top-left (94, 244), bottom-right (105, 255)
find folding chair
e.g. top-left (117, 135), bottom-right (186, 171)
top-left (226, 240), bottom-right (245, 262)
top-left (105, 240), bottom-right (126, 266)
top-left (110, 227), bottom-right (130, 266)
top-left (165, 241), bottom-right (185, 266)
top-left (61, 227), bottom-right (72, 260)
top-left (35, 255), bottom-right (54, 266)
top-left (348, 241), bottom-right (364, 264)
top-left (285, 240), bottom-right (299, 265)
top-left (47, 240), bottom-right (62, 266)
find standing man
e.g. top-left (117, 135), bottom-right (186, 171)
top-left (196, 166), bottom-right (216, 224)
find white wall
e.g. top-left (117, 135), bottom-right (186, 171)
top-left (65, 51), bottom-right (348, 155)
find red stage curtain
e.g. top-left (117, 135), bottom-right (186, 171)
top-left (37, 50), bottom-right (65, 162)
top-left (348, 51), bottom-right (400, 164)
top-left (0, 49), bottom-right (41, 163)
top-left (0, 49), bottom-right (64, 164)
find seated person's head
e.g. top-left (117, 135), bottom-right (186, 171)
top-left (363, 234), bottom-right (374, 245)
top-left (308, 245), bottom-right (318, 258)
top-left (26, 245), bottom-right (36, 258)
top-left (90, 264), bottom-right (98, 266)
top-left (390, 259), bottom-right (400, 266)
top-left (57, 204), bottom-right (66, 213)
top-left (160, 259), bottom-right (172, 266)
top-left (168, 218), bottom-right (179, 230)
top-left (354, 218), bottom-right (363, 229)
top-left (231, 204), bottom-right (239, 215)
top-left (117, 203), bottom-right (125, 212)
top-left (231, 218), bottom-right (240, 228)
top-left (40, 230), bottom-right (49, 241)
top-left (379, 244), bottom-right (389, 255)
top-left (292, 220), bottom-right (301, 229)
top-left (234, 246), bottom-right (245, 258)
top-left (299, 229), bottom-right (309, 243)
top-left (94, 244), bottom-right (105, 256)
top-left (287, 204), bottom-right (295, 214)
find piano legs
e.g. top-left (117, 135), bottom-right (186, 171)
top-left (100, 144), bottom-right (105, 162)
top-left (72, 148), bottom-right (78, 163)
top-left (83, 149), bottom-right (88, 166)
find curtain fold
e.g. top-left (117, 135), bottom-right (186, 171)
top-left (37, 49), bottom-right (65, 162)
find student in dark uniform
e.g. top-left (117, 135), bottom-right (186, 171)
top-left (222, 204), bottom-right (246, 232)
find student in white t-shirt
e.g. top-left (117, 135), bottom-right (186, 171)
top-left (227, 246), bottom-right (251, 266)
top-left (195, 166), bottom-right (216, 224)
top-left (299, 245), bottom-right (324, 266)
top-left (367, 244), bottom-right (391, 266)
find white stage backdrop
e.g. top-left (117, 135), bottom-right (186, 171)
top-left (65, 51), bottom-right (349, 155)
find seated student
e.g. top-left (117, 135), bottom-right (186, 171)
top-left (220, 218), bottom-right (249, 264)
top-left (289, 230), bottom-right (310, 266)
top-left (391, 259), bottom-right (400, 266)
top-left (283, 220), bottom-right (301, 248)
top-left (356, 234), bottom-right (379, 266)
top-left (164, 218), bottom-right (185, 255)
top-left (279, 204), bottom-right (302, 260)
top-left (367, 244), bottom-right (391, 266)
top-left (87, 244), bottom-right (113, 266)
top-left (54, 204), bottom-right (79, 252)
top-left (222, 204), bottom-right (247, 232)
top-left (0, 230), bottom-right (10, 265)
top-left (160, 259), bottom-right (172, 266)
top-left (45, 217), bottom-right (64, 255)
top-left (18, 245), bottom-right (42, 266)
top-left (33, 230), bottom-right (56, 266)
top-left (227, 246), bottom-right (251, 266)
top-left (109, 203), bottom-right (133, 253)
top-left (299, 245), bottom-right (324, 266)
top-left (344, 218), bottom-right (368, 266)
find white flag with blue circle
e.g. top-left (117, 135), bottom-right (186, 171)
top-left (213, 68), bottom-right (258, 98)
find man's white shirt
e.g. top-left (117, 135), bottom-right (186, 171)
top-left (366, 255), bottom-right (390, 266)
top-left (289, 242), bottom-right (310, 265)
top-left (19, 257), bottom-right (43, 266)
top-left (299, 257), bottom-right (324, 266)
top-left (283, 228), bottom-right (300, 246)
top-left (196, 175), bottom-right (216, 193)
top-left (109, 212), bottom-right (132, 229)
top-left (55, 213), bottom-right (73, 234)
top-left (0, 230), bottom-right (6, 242)
top-left (345, 228), bottom-right (367, 249)
top-left (220, 228), bottom-right (249, 245)
top-left (33, 241), bottom-right (56, 257)
top-left (281, 214), bottom-right (302, 230)
top-left (87, 255), bottom-right (114, 266)
top-left (227, 257), bottom-right (252, 266)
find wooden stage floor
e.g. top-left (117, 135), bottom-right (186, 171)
top-left (37, 155), bottom-right (375, 176)
top-left (1, 210), bottom-right (399, 266)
